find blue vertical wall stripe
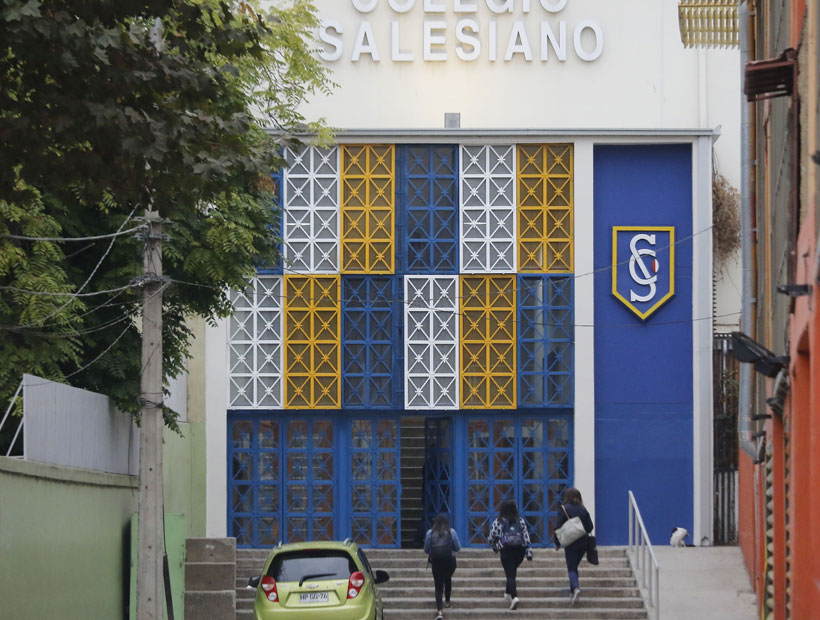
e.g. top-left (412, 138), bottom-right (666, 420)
top-left (593, 144), bottom-right (694, 546)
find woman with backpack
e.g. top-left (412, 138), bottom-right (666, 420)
top-left (423, 513), bottom-right (461, 620)
top-left (489, 499), bottom-right (533, 610)
top-left (553, 487), bottom-right (595, 604)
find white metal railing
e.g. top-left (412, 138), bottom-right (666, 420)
top-left (628, 490), bottom-right (660, 620)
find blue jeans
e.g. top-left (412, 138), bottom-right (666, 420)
top-left (565, 547), bottom-right (585, 591)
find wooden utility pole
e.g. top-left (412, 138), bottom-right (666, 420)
top-left (137, 210), bottom-right (165, 619)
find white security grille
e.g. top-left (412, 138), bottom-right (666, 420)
top-left (284, 146), bottom-right (340, 273)
top-left (229, 276), bottom-right (283, 408)
top-left (460, 145), bottom-right (516, 273)
top-left (404, 276), bottom-right (459, 409)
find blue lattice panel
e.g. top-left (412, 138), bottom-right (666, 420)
top-left (349, 418), bottom-right (401, 547)
top-left (517, 275), bottom-right (574, 407)
top-left (283, 418), bottom-right (336, 543)
top-left (341, 276), bottom-right (402, 409)
top-left (398, 145), bottom-right (459, 274)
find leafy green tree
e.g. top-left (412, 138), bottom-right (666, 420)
top-left (0, 0), bottom-right (333, 425)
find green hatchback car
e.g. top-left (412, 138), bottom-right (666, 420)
top-left (247, 540), bottom-right (390, 620)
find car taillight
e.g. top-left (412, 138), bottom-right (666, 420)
top-left (347, 571), bottom-right (365, 599)
top-left (260, 576), bottom-right (279, 603)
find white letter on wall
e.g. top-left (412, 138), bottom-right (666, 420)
top-left (505, 21), bottom-right (533, 61)
top-left (424, 0), bottom-right (445, 12)
top-left (319, 20), bottom-right (344, 62)
top-left (454, 0), bottom-right (478, 11)
top-left (574, 20), bottom-right (603, 61)
top-left (540, 20), bottom-right (566, 61)
top-left (392, 21), bottom-right (413, 61)
top-left (456, 19), bottom-right (481, 60)
top-left (489, 18), bottom-right (497, 61)
top-left (353, 0), bottom-right (379, 12)
top-left (424, 20), bottom-right (447, 60)
top-left (539, 0), bottom-right (568, 12)
top-left (352, 21), bottom-right (381, 61)
top-left (388, 0), bottom-right (416, 11)
top-left (486, 0), bottom-right (513, 14)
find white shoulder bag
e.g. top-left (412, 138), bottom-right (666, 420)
top-left (555, 505), bottom-right (586, 547)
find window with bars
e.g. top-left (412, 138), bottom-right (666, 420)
top-left (341, 276), bottom-right (401, 409)
top-left (518, 275), bottom-right (574, 407)
top-left (284, 276), bottom-right (340, 409)
top-left (517, 144), bottom-right (574, 273)
top-left (460, 145), bottom-right (516, 273)
top-left (341, 145), bottom-right (395, 273)
top-left (404, 276), bottom-right (459, 409)
top-left (229, 277), bottom-right (283, 409)
top-left (398, 145), bottom-right (459, 273)
top-left (460, 275), bottom-right (516, 409)
top-left (284, 146), bottom-right (340, 273)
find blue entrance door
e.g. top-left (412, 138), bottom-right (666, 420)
top-left (420, 417), bottom-right (454, 539)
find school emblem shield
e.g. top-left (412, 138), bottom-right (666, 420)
top-left (611, 226), bottom-right (675, 320)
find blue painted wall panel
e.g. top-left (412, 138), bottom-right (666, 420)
top-left (593, 144), bottom-right (693, 546)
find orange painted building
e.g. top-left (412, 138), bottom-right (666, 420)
top-left (735, 2), bottom-right (820, 618)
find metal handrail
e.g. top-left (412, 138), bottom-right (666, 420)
top-left (628, 490), bottom-right (660, 620)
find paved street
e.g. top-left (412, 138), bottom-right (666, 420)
top-left (655, 546), bottom-right (757, 620)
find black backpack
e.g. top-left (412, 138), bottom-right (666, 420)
top-left (501, 519), bottom-right (525, 548)
top-left (430, 529), bottom-right (454, 560)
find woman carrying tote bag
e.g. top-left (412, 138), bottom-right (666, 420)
top-left (553, 487), bottom-right (594, 604)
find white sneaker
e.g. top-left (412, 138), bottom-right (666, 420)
top-left (510, 596), bottom-right (519, 610)
top-left (504, 593), bottom-right (511, 601)
top-left (571, 588), bottom-right (581, 604)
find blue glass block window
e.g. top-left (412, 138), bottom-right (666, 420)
top-left (398, 145), bottom-right (459, 274)
top-left (259, 167), bottom-right (284, 274)
top-left (342, 276), bottom-right (401, 408)
top-left (517, 275), bottom-right (574, 407)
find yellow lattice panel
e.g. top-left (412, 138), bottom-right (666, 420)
top-left (517, 144), bottom-right (574, 273)
top-left (284, 275), bottom-right (340, 409)
top-left (341, 145), bottom-right (395, 273)
top-left (460, 275), bottom-right (516, 409)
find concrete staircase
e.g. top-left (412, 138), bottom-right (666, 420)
top-left (185, 538), bottom-right (236, 620)
top-left (400, 418), bottom-right (426, 547)
top-left (236, 547), bottom-right (648, 620)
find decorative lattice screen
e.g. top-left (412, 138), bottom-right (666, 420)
top-left (284, 146), bottom-right (340, 273)
top-left (229, 276), bottom-right (282, 409)
top-left (460, 145), bottom-right (516, 273)
top-left (341, 145), bottom-right (395, 273)
top-left (460, 275), bottom-right (516, 408)
top-left (404, 275), bottom-right (460, 409)
top-left (517, 144), bottom-right (574, 273)
top-left (284, 276), bottom-right (340, 408)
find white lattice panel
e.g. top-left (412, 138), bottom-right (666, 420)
top-left (460, 145), bottom-right (516, 273)
top-left (284, 146), bottom-right (340, 273)
top-left (229, 276), bottom-right (283, 408)
top-left (404, 276), bottom-right (459, 409)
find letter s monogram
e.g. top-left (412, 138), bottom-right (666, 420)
top-left (628, 234), bottom-right (657, 303)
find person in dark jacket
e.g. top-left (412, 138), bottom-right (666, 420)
top-left (423, 513), bottom-right (461, 620)
top-left (553, 487), bottom-right (594, 604)
top-left (489, 499), bottom-right (533, 610)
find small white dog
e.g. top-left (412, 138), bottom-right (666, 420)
top-left (669, 527), bottom-right (688, 547)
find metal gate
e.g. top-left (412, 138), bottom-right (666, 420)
top-left (420, 417), bottom-right (453, 538)
top-left (464, 415), bottom-right (572, 546)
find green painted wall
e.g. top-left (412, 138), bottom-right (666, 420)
top-left (0, 420), bottom-right (206, 620)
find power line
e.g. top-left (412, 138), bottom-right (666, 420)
top-left (1, 225), bottom-right (145, 243)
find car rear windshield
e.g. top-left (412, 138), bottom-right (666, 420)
top-left (267, 550), bottom-right (357, 583)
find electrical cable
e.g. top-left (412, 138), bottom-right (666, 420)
top-left (0, 225), bottom-right (145, 243)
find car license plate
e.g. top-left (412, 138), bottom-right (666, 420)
top-left (299, 592), bottom-right (329, 604)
